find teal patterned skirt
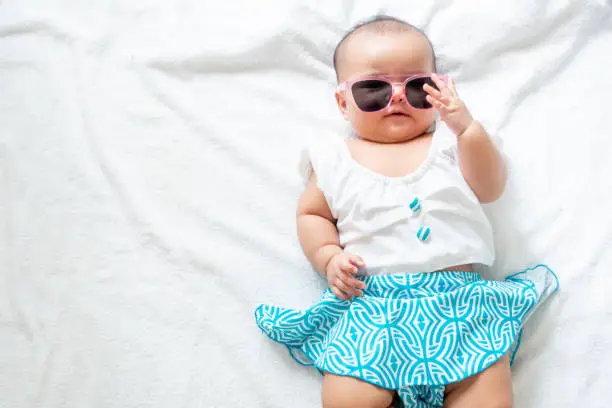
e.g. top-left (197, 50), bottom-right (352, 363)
top-left (254, 265), bottom-right (559, 407)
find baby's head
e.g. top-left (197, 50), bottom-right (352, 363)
top-left (333, 15), bottom-right (439, 143)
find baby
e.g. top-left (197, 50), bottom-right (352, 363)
top-left (255, 15), bottom-right (558, 408)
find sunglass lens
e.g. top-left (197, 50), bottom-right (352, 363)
top-left (405, 77), bottom-right (438, 109)
top-left (351, 80), bottom-right (392, 112)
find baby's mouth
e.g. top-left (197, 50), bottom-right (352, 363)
top-left (385, 107), bottom-right (410, 117)
top-left (387, 112), bottom-right (409, 118)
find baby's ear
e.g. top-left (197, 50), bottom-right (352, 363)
top-left (335, 89), bottom-right (349, 120)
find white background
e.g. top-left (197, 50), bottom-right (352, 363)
top-left (1, 0), bottom-right (611, 406)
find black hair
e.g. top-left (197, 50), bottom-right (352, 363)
top-left (332, 15), bottom-right (437, 79)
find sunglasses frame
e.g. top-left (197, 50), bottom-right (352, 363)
top-left (338, 73), bottom-right (449, 112)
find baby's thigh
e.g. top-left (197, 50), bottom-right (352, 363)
top-left (322, 373), bottom-right (395, 408)
top-left (444, 356), bottom-right (513, 408)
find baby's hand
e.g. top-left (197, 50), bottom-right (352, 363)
top-left (424, 74), bottom-right (474, 136)
top-left (325, 252), bottom-right (366, 301)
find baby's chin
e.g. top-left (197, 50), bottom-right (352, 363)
top-left (362, 123), bottom-right (431, 143)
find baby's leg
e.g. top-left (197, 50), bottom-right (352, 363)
top-left (322, 373), bottom-right (395, 408)
top-left (444, 356), bottom-right (513, 408)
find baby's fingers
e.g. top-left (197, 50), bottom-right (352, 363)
top-left (338, 257), bottom-right (359, 274)
top-left (430, 73), bottom-right (448, 91)
top-left (335, 278), bottom-right (362, 298)
top-left (348, 254), bottom-right (366, 269)
top-left (339, 270), bottom-right (366, 292)
top-left (331, 286), bottom-right (350, 301)
top-left (423, 83), bottom-right (442, 99)
top-left (447, 77), bottom-right (459, 96)
top-left (426, 95), bottom-right (448, 112)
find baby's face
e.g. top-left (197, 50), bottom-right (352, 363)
top-left (335, 31), bottom-right (436, 143)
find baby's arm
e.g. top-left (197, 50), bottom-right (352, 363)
top-left (424, 75), bottom-right (507, 203)
top-left (457, 121), bottom-right (507, 203)
top-left (296, 174), bottom-right (342, 274)
top-left (297, 173), bottom-right (366, 300)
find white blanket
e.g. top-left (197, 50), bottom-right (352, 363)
top-left (1, 0), bottom-right (611, 406)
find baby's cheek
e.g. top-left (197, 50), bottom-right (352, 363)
top-left (416, 110), bottom-right (436, 128)
top-left (360, 117), bottom-right (383, 137)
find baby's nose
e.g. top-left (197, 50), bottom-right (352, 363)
top-left (390, 83), bottom-right (405, 102)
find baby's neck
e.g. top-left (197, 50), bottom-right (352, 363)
top-left (354, 129), bottom-right (433, 145)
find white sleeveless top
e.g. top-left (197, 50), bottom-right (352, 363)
top-left (300, 125), bottom-right (496, 276)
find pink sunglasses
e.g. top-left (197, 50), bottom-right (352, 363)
top-left (338, 73), bottom-right (449, 112)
